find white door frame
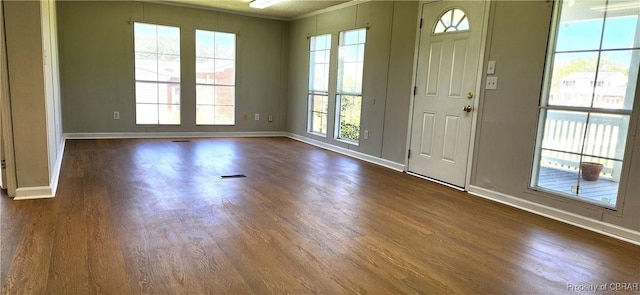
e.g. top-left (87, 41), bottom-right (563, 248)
top-left (0, 0), bottom-right (18, 196)
top-left (404, 0), bottom-right (492, 190)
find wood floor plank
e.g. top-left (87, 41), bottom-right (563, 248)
top-left (1, 137), bottom-right (638, 294)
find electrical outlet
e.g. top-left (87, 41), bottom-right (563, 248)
top-left (486, 76), bottom-right (498, 90)
top-left (254, 113), bottom-right (259, 121)
top-left (243, 113), bottom-right (248, 121)
top-left (113, 111), bottom-right (120, 120)
top-left (363, 130), bottom-right (369, 140)
top-left (268, 114), bottom-right (273, 122)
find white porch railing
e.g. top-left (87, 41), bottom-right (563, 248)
top-left (540, 111), bottom-right (628, 181)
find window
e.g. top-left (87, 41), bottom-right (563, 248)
top-left (531, 0), bottom-right (639, 208)
top-left (195, 30), bottom-right (236, 125)
top-left (336, 28), bottom-right (366, 143)
top-left (134, 23), bottom-right (181, 125)
top-left (308, 34), bottom-right (331, 135)
top-left (434, 8), bottom-right (469, 34)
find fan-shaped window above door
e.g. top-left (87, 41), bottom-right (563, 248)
top-left (434, 8), bottom-right (469, 34)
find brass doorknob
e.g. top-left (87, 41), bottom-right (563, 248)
top-left (463, 105), bottom-right (473, 112)
top-left (467, 92), bottom-right (474, 99)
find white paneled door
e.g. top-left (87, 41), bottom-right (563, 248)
top-left (408, 1), bottom-right (486, 188)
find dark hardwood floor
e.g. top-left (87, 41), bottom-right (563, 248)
top-left (1, 138), bottom-right (638, 294)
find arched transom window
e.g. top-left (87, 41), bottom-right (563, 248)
top-left (434, 8), bottom-right (469, 34)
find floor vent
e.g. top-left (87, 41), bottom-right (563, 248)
top-left (220, 174), bottom-right (247, 179)
top-left (172, 140), bottom-right (191, 143)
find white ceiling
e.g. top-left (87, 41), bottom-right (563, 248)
top-left (162, 0), bottom-right (353, 20)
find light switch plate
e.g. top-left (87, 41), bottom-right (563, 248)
top-left (487, 60), bottom-right (496, 74)
top-left (486, 76), bottom-right (498, 90)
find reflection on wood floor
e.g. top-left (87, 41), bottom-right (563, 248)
top-left (1, 138), bottom-right (638, 294)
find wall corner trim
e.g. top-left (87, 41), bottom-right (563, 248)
top-left (12, 139), bottom-right (65, 201)
top-left (49, 139), bottom-right (66, 197)
top-left (287, 133), bottom-right (405, 172)
top-left (468, 185), bottom-right (640, 245)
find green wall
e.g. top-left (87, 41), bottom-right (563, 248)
top-left (57, 1), bottom-right (289, 133)
top-left (287, 1), bottom-right (418, 164)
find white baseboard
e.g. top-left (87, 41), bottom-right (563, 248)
top-left (14, 186), bottom-right (55, 200)
top-left (287, 133), bottom-right (405, 172)
top-left (468, 185), bottom-right (640, 245)
top-left (64, 131), bottom-right (288, 139)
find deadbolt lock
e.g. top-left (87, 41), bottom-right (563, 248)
top-left (463, 105), bottom-right (473, 113)
top-left (467, 92), bottom-right (474, 99)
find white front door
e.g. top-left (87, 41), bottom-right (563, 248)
top-left (408, 1), bottom-right (486, 188)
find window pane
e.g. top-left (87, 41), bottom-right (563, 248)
top-left (215, 32), bottom-right (235, 60)
top-left (312, 64), bottom-right (328, 92)
top-left (157, 26), bottom-right (180, 55)
top-left (196, 105), bottom-right (215, 125)
top-left (159, 54), bottom-right (180, 82)
top-left (136, 82), bottom-right (158, 104)
top-left (196, 85), bottom-right (235, 125)
top-left (548, 52), bottom-right (599, 107)
top-left (342, 30), bottom-right (359, 46)
top-left (337, 95), bottom-right (361, 142)
top-left (158, 104), bottom-right (180, 125)
top-left (602, 0), bottom-right (640, 49)
top-left (555, 0), bottom-right (606, 52)
top-left (214, 106), bottom-right (234, 125)
top-left (196, 30), bottom-right (215, 58)
top-left (134, 23), bottom-right (157, 53)
top-left (135, 53), bottom-right (158, 81)
top-left (311, 34), bottom-right (330, 51)
top-left (309, 94), bottom-right (328, 135)
top-left (541, 110), bottom-right (588, 154)
top-left (196, 85), bottom-right (215, 105)
top-left (312, 95), bottom-right (327, 113)
top-left (582, 113), bottom-right (630, 163)
top-left (215, 86), bottom-right (235, 106)
top-left (458, 17), bottom-right (469, 31)
top-left (215, 59), bottom-right (235, 85)
top-left (592, 50), bottom-right (639, 110)
top-left (441, 10), bottom-right (453, 27)
top-left (159, 83), bottom-right (180, 105)
top-left (578, 158), bottom-right (622, 207)
top-left (312, 112), bottom-right (326, 134)
top-left (196, 58), bottom-right (215, 84)
top-left (536, 149), bottom-right (582, 195)
top-left (136, 103), bottom-right (158, 125)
